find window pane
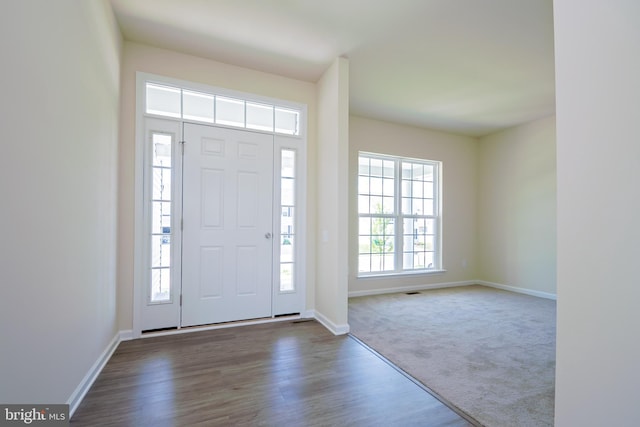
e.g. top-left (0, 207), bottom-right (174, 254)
top-left (401, 197), bottom-right (412, 215)
top-left (281, 150), bottom-right (295, 178)
top-left (358, 176), bottom-right (370, 194)
top-left (424, 199), bottom-right (434, 215)
top-left (146, 83), bottom-right (181, 118)
top-left (382, 177), bottom-right (394, 196)
top-left (151, 268), bottom-right (171, 302)
top-left (412, 181), bottom-right (423, 198)
top-left (423, 165), bottom-right (434, 181)
top-left (359, 156), bottom-right (370, 176)
top-left (281, 236), bottom-right (294, 263)
top-left (412, 163), bottom-right (424, 179)
top-left (403, 217), bottom-right (436, 270)
top-left (424, 184), bottom-right (434, 199)
top-left (151, 235), bottom-right (171, 268)
top-left (152, 134), bottom-right (172, 166)
top-left (382, 196), bottom-right (394, 214)
top-left (246, 102), bottom-right (274, 132)
top-left (152, 201), bottom-right (171, 234)
top-left (371, 254), bottom-right (383, 272)
top-left (275, 107), bottom-right (299, 135)
top-left (359, 217), bottom-right (371, 234)
top-left (370, 177), bottom-right (383, 195)
top-left (358, 195), bottom-right (370, 214)
top-left (384, 254), bottom-right (395, 270)
top-left (412, 199), bottom-right (424, 215)
top-left (280, 264), bottom-right (294, 292)
top-left (402, 163), bottom-right (412, 179)
top-left (281, 177), bottom-right (295, 206)
top-left (359, 254), bottom-right (371, 273)
top-left (370, 158), bottom-right (383, 177)
top-left (280, 149), bottom-right (296, 292)
top-left (216, 96), bottom-right (245, 127)
top-left (383, 160), bottom-right (395, 178)
top-left (370, 196), bottom-right (383, 214)
top-left (183, 90), bottom-right (214, 123)
top-left (423, 252), bottom-right (435, 269)
top-left (371, 218), bottom-right (394, 253)
top-left (152, 168), bottom-right (171, 201)
top-left (359, 236), bottom-right (371, 254)
top-left (281, 207), bottom-right (294, 235)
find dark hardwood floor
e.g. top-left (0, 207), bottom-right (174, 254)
top-left (71, 320), bottom-right (475, 426)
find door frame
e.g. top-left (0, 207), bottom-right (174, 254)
top-left (132, 72), bottom-right (308, 338)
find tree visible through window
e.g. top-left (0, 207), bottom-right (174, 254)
top-left (358, 153), bottom-right (441, 275)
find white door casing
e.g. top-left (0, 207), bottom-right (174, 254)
top-left (135, 73), bottom-right (307, 336)
top-left (180, 123), bottom-right (274, 326)
top-left (140, 118), bottom-right (182, 331)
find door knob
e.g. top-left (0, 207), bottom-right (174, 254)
top-left (265, 232), bottom-right (272, 239)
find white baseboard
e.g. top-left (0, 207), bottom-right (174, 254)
top-left (119, 329), bottom-right (134, 341)
top-left (348, 280), bottom-right (477, 298)
top-left (477, 280), bottom-right (557, 300)
top-left (67, 331), bottom-right (122, 417)
top-left (312, 310), bottom-right (350, 335)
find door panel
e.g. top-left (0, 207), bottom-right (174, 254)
top-left (181, 123), bottom-right (274, 327)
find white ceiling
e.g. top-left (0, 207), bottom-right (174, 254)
top-left (109, 0), bottom-right (555, 137)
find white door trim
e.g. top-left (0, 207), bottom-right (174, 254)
top-left (133, 72), bottom-right (307, 337)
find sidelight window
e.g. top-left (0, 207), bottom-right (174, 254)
top-left (150, 133), bottom-right (173, 302)
top-left (279, 149), bottom-right (296, 292)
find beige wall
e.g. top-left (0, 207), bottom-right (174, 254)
top-left (554, 1), bottom-right (640, 425)
top-left (0, 0), bottom-right (121, 404)
top-left (477, 116), bottom-right (557, 295)
top-left (348, 116), bottom-right (478, 294)
top-left (117, 42), bottom-right (318, 330)
top-left (315, 58), bottom-right (350, 331)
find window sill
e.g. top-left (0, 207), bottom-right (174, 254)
top-left (357, 269), bottom-right (447, 280)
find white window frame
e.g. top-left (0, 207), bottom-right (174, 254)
top-left (357, 152), bottom-right (443, 277)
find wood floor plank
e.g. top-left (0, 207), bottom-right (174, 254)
top-left (71, 320), bottom-right (474, 426)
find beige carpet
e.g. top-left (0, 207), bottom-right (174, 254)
top-left (348, 285), bottom-right (556, 427)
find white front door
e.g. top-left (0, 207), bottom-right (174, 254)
top-left (181, 123), bottom-right (274, 326)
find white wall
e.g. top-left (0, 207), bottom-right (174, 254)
top-left (0, 0), bottom-right (121, 404)
top-left (117, 42), bottom-right (318, 330)
top-left (348, 116), bottom-right (478, 294)
top-left (477, 116), bottom-right (557, 296)
top-left (315, 58), bottom-right (350, 332)
top-left (554, 1), bottom-right (640, 425)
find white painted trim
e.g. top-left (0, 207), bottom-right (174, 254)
top-left (348, 280), bottom-right (476, 298)
top-left (139, 316), bottom-right (303, 339)
top-left (312, 310), bottom-right (350, 335)
top-left (476, 280), bottom-right (557, 300)
top-left (134, 72), bottom-right (309, 335)
top-left (67, 332), bottom-right (121, 417)
top-left (358, 269), bottom-right (447, 279)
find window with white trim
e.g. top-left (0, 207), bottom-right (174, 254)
top-left (279, 149), bottom-right (296, 292)
top-left (150, 132), bottom-right (173, 302)
top-left (358, 152), bottom-right (441, 275)
top-left (145, 82), bottom-right (300, 135)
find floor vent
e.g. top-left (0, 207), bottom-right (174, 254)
top-left (405, 291), bottom-right (421, 295)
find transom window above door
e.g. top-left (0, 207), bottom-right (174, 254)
top-left (145, 82), bottom-right (300, 136)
